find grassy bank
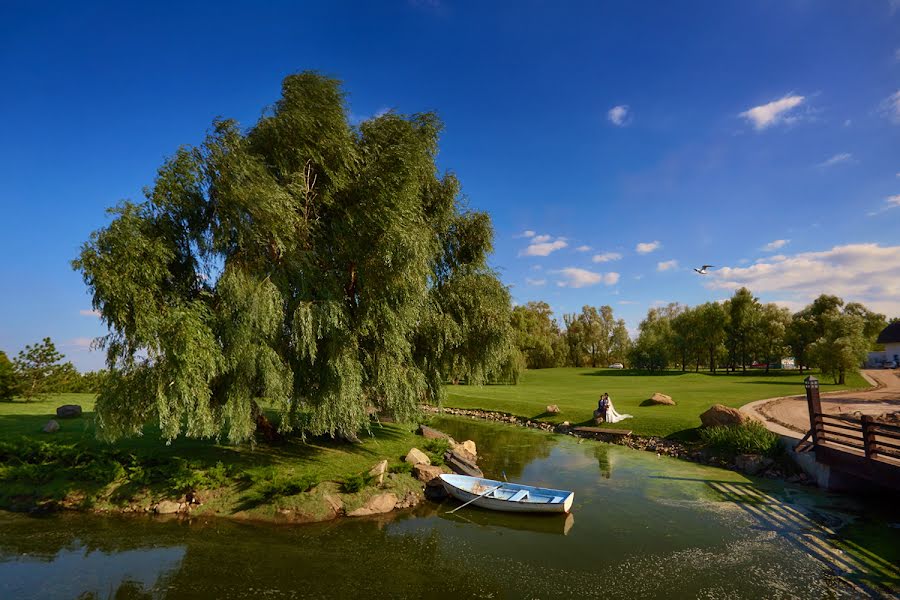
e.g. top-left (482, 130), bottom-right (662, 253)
top-left (445, 368), bottom-right (868, 438)
top-left (0, 395), bottom-right (432, 520)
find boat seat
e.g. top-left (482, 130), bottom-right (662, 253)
top-left (508, 489), bottom-right (529, 502)
top-left (551, 496), bottom-right (564, 504)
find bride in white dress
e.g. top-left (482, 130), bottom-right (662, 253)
top-left (605, 395), bottom-right (633, 424)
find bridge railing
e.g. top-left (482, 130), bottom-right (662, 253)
top-left (811, 412), bottom-right (900, 462)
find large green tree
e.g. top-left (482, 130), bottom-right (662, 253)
top-left (0, 351), bottom-right (20, 401)
top-left (510, 301), bottom-right (562, 369)
top-left (74, 72), bottom-right (515, 443)
top-left (13, 338), bottom-right (66, 401)
top-left (808, 311), bottom-right (869, 384)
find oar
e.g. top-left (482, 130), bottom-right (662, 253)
top-left (448, 484), bottom-right (503, 514)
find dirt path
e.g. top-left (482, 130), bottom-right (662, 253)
top-left (749, 370), bottom-right (900, 435)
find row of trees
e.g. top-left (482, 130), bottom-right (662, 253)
top-left (507, 290), bottom-right (887, 385)
top-left (509, 301), bottom-right (630, 369)
top-left (628, 289), bottom-right (886, 383)
top-left (0, 338), bottom-right (107, 401)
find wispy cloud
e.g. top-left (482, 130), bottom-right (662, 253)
top-left (739, 94), bottom-right (805, 130)
top-left (635, 241), bottom-right (661, 254)
top-left (657, 259), bottom-right (678, 272)
top-left (79, 309), bottom-right (101, 318)
top-left (762, 239), bottom-right (790, 252)
top-left (554, 268), bottom-right (619, 288)
top-left (707, 243), bottom-right (900, 316)
top-left (607, 105), bottom-right (631, 127)
top-left (867, 194), bottom-right (900, 216)
top-left (520, 234), bottom-right (568, 257)
top-left (65, 337), bottom-right (95, 350)
top-left (516, 230), bottom-right (536, 238)
top-left (575, 245), bottom-right (592, 252)
top-left (881, 90), bottom-right (900, 124)
top-left (592, 252), bottom-right (623, 263)
top-left (816, 153), bottom-right (854, 168)
top-left (525, 278), bottom-right (547, 286)
top-left (617, 300), bottom-right (637, 305)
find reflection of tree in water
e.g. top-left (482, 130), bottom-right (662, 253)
top-left (429, 417), bottom-right (556, 480)
top-left (593, 444), bottom-right (612, 479)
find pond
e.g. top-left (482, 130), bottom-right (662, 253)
top-left (2, 416), bottom-right (898, 599)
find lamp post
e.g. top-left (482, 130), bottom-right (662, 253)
top-left (804, 375), bottom-right (821, 444)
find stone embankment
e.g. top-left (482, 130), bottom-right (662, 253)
top-left (423, 405), bottom-right (811, 485)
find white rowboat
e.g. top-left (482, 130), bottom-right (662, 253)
top-left (439, 474), bottom-right (574, 514)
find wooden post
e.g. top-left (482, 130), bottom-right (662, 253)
top-left (804, 376), bottom-right (822, 445)
top-left (861, 415), bottom-right (876, 459)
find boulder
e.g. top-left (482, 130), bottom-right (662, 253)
top-left (449, 445), bottom-right (477, 465)
top-left (347, 492), bottom-right (398, 517)
top-left (368, 460), bottom-right (388, 485)
top-left (700, 404), bottom-right (754, 428)
top-left (42, 420), bottom-right (60, 433)
top-left (404, 448), bottom-right (431, 466)
top-left (418, 425), bottom-right (451, 440)
top-left (323, 493), bottom-right (344, 516)
top-left (459, 440), bottom-right (477, 458)
top-left (55, 404), bottom-right (83, 419)
top-left (734, 454), bottom-right (774, 476)
top-left (394, 490), bottom-right (421, 509)
top-left (154, 500), bottom-right (181, 515)
top-left (645, 393), bottom-right (675, 406)
top-left (546, 404), bottom-right (561, 414)
top-left (413, 464), bottom-right (444, 484)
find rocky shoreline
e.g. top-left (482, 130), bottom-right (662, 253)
top-left (425, 405), bottom-right (814, 485)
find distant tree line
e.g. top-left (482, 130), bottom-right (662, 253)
top-left (0, 337), bottom-right (107, 401)
top-left (507, 289), bottom-right (887, 385)
top-left (508, 301), bottom-right (631, 369)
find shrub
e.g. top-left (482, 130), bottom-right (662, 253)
top-left (388, 462), bottom-right (413, 475)
top-left (340, 474), bottom-right (368, 494)
top-left (699, 421), bottom-right (781, 458)
top-left (422, 438), bottom-right (450, 465)
top-left (245, 469), bottom-right (319, 503)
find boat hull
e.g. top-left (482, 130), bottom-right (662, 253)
top-left (440, 474), bottom-right (574, 514)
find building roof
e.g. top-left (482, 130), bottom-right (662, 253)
top-left (876, 321), bottom-right (900, 344)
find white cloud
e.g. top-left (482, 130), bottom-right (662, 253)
top-left (739, 94), bottom-right (805, 130)
top-left (520, 235), bottom-right (568, 257)
top-left (657, 259), bottom-right (678, 272)
top-left (881, 91), bottom-right (900, 124)
top-left (525, 278), bottom-right (547, 286)
top-left (635, 241), bottom-right (661, 254)
top-left (618, 300), bottom-right (637, 305)
top-left (516, 230), bottom-right (536, 238)
top-left (79, 309), bottom-right (101, 318)
top-left (706, 243), bottom-right (900, 316)
top-left (554, 268), bottom-right (619, 288)
top-left (592, 251), bottom-right (623, 263)
top-left (816, 153), bottom-right (853, 168)
top-left (575, 245), bottom-right (592, 252)
top-left (762, 239), bottom-right (790, 251)
top-left (608, 105), bottom-right (630, 126)
top-left (65, 337), bottom-right (95, 350)
top-left (867, 194), bottom-right (900, 216)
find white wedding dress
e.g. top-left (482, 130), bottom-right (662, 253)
top-left (605, 398), bottom-right (633, 424)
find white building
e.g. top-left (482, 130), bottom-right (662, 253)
top-left (867, 322), bottom-right (900, 368)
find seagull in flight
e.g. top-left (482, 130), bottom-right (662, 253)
top-left (693, 265), bottom-right (714, 275)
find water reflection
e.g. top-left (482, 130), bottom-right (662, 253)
top-left (0, 416), bottom-right (897, 599)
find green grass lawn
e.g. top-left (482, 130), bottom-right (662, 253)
top-left (445, 367), bottom-right (869, 439)
top-left (0, 394), bottom-right (428, 519)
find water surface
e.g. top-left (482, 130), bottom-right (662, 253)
top-left (2, 416), bottom-right (898, 598)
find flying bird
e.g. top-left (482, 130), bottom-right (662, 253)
top-left (693, 265), bottom-right (714, 275)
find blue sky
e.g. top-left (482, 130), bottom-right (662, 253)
top-left (1, 1), bottom-right (898, 371)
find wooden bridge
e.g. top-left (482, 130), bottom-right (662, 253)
top-left (796, 376), bottom-right (900, 492)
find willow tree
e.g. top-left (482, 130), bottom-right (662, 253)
top-left (74, 72), bottom-right (515, 443)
